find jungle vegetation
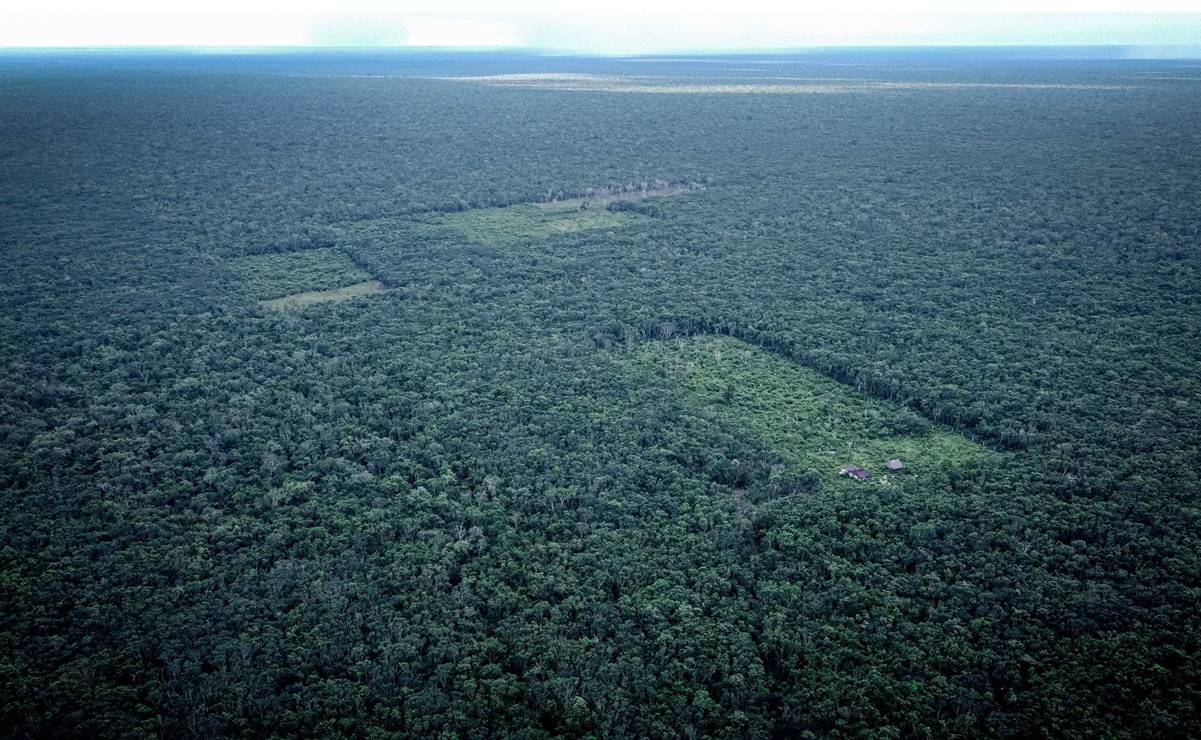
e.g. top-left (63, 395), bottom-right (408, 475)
top-left (0, 50), bottom-right (1199, 738)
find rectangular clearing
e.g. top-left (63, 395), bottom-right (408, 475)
top-left (229, 248), bottom-right (373, 301)
top-left (535, 183), bottom-right (702, 211)
top-left (632, 335), bottom-right (992, 488)
top-left (438, 203), bottom-right (646, 247)
top-left (258, 280), bottom-right (384, 310)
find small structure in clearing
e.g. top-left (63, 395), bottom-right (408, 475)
top-left (536, 181), bottom-right (703, 212)
top-left (840, 465), bottom-right (870, 482)
top-left (886, 459), bottom-right (904, 471)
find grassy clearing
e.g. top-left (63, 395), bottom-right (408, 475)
top-left (633, 335), bottom-right (992, 489)
top-left (440, 203), bottom-right (645, 246)
top-left (536, 184), bottom-right (702, 212)
top-left (229, 249), bottom-right (372, 300)
top-left (258, 280), bottom-right (384, 310)
top-left (327, 186), bottom-right (695, 249)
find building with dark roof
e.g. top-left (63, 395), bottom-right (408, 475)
top-left (840, 465), bottom-right (870, 481)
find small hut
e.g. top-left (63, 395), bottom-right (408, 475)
top-left (839, 465), bottom-right (870, 482)
top-left (886, 459), bottom-right (904, 471)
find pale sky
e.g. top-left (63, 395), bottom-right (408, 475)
top-left (2, 0), bottom-right (1201, 53)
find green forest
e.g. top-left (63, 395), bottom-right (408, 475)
top-left (1, 50), bottom-right (1199, 737)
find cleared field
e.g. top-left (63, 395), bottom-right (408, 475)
top-left (229, 248), bottom-right (372, 300)
top-left (327, 184), bottom-right (696, 249)
top-left (633, 335), bottom-right (992, 488)
top-left (438, 202), bottom-right (646, 246)
top-left (258, 280), bottom-right (384, 310)
top-left (536, 183), bottom-right (702, 211)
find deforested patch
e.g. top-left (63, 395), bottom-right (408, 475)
top-left (434, 203), bottom-right (646, 247)
top-left (258, 280), bottom-right (385, 310)
top-left (535, 181), bottom-right (704, 211)
top-left (230, 248), bottom-right (373, 301)
top-left (628, 335), bottom-right (994, 489)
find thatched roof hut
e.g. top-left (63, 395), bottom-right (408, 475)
top-left (840, 465), bottom-right (870, 482)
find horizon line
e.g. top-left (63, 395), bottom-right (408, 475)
top-left (3, 43), bottom-right (1201, 56)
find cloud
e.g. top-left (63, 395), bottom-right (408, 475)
top-left (309, 14), bottom-right (409, 47)
top-left (401, 17), bottom-right (524, 47)
top-left (2, 2), bottom-right (1201, 52)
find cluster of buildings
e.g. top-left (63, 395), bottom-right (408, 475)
top-left (840, 458), bottom-right (904, 482)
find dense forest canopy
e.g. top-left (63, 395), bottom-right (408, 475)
top-left (1, 49), bottom-right (1199, 737)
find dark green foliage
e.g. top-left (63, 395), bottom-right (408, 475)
top-left (1, 51), bottom-right (1199, 738)
top-left (229, 248), bottom-right (372, 300)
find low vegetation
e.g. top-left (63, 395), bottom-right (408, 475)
top-left (229, 248), bottom-right (372, 300)
top-left (258, 279), bottom-right (385, 309)
top-left (633, 335), bottom-right (992, 489)
top-left (536, 182), bottom-right (703, 211)
top-left (438, 201), bottom-right (646, 246)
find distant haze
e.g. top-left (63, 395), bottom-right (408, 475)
top-left (3, 1), bottom-right (1201, 55)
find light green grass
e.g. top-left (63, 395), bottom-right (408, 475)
top-left (258, 280), bottom-right (384, 310)
top-left (440, 203), bottom-right (645, 246)
top-left (230, 249), bottom-right (372, 300)
top-left (633, 335), bottom-right (992, 488)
